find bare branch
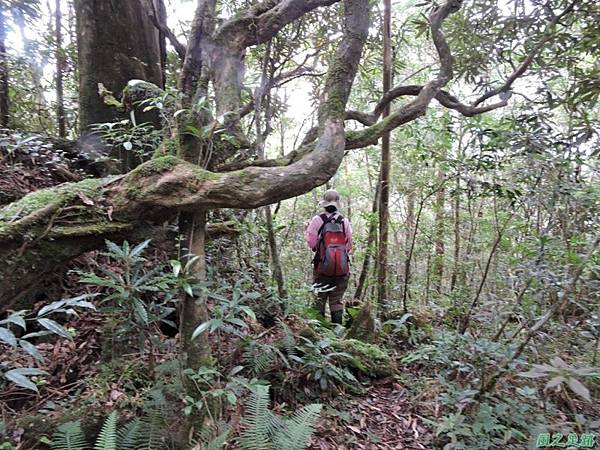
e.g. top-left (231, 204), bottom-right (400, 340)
top-left (347, 85), bottom-right (510, 125)
top-left (147, 5), bottom-right (186, 60)
top-left (342, 0), bottom-right (579, 145)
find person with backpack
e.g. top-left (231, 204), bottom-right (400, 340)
top-left (304, 189), bottom-right (353, 325)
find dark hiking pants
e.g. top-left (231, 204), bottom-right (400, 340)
top-left (313, 271), bottom-right (349, 316)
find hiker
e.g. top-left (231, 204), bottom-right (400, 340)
top-left (305, 189), bottom-right (353, 325)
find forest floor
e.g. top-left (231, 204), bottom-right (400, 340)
top-left (312, 382), bottom-right (432, 449)
top-left (1, 304), bottom-right (435, 449)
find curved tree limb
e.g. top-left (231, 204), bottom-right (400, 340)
top-left (217, 0), bottom-right (464, 169)
top-left (216, 0), bottom-right (341, 48)
top-left (344, 0), bottom-right (462, 149)
top-left (346, 85), bottom-right (511, 127)
top-left (344, 0), bottom-right (579, 133)
top-left (472, 0), bottom-right (580, 107)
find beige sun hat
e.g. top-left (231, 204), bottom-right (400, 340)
top-left (319, 189), bottom-right (342, 211)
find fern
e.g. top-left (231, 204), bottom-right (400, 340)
top-left (50, 411), bottom-right (163, 450)
top-left (238, 385), bottom-right (277, 450)
top-left (50, 421), bottom-right (88, 450)
top-left (94, 411), bottom-right (118, 450)
top-left (196, 421), bottom-right (227, 446)
top-left (279, 323), bottom-right (298, 358)
top-left (237, 385), bottom-right (321, 450)
top-left (135, 412), bottom-right (163, 450)
top-left (116, 418), bottom-right (141, 450)
top-left (199, 429), bottom-right (229, 450)
top-left (272, 404), bottom-right (322, 450)
top-left (243, 342), bottom-right (275, 376)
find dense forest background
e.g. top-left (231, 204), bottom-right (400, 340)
top-left (0, 0), bottom-right (598, 449)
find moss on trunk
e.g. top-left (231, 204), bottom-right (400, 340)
top-left (346, 302), bottom-right (379, 343)
top-left (332, 338), bottom-right (395, 378)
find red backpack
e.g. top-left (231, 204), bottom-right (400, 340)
top-left (314, 213), bottom-right (350, 277)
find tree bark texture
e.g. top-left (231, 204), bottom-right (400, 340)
top-left (354, 180), bottom-right (379, 301)
top-left (74, 0), bottom-right (166, 132)
top-left (377, 0), bottom-right (392, 307)
top-left (0, 7), bottom-right (9, 128)
top-left (55, 0), bottom-right (67, 137)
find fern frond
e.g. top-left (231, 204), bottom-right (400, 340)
top-left (196, 420), bottom-right (226, 445)
top-left (273, 404), bottom-right (322, 450)
top-left (116, 418), bottom-right (141, 450)
top-left (50, 420), bottom-right (88, 450)
top-left (136, 411), bottom-right (163, 450)
top-left (238, 384), bottom-right (276, 450)
top-left (279, 323), bottom-right (298, 358)
top-left (94, 411), bottom-right (118, 450)
top-left (243, 342), bottom-right (275, 376)
top-left (200, 429), bottom-right (229, 450)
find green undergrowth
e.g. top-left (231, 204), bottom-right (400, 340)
top-left (331, 338), bottom-right (395, 377)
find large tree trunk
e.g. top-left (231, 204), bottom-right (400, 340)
top-left (0, 6), bottom-right (9, 128)
top-left (55, 0), bottom-right (67, 137)
top-left (74, 0), bottom-right (166, 132)
top-left (376, 0), bottom-right (392, 307)
top-left (179, 209), bottom-right (213, 437)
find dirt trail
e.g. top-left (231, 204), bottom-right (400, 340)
top-left (312, 383), bottom-right (433, 449)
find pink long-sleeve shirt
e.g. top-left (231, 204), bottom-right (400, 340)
top-left (305, 212), bottom-right (353, 253)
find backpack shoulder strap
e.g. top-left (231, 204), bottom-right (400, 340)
top-left (333, 214), bottom-right (346, 236)
top-left (317, 213), bottom-right (329, 236)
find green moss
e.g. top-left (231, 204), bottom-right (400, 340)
top-left (0, 178), bottom-right (105, 222)
top-left (184, 166), bottom-right (221, 194)
top-left (345, 121), bottom-right (384, 146)
top-left (326, 94), bottom-right (346, 119)
top-left (332, 338), bottom-right (395, 378)
top-left (346, 302), bottom-right (378, 343)
top-left (124, 156), bottom-right (183, 200)
top-left (49, 222), bottom-right (132, 237)
top-left (122, 156), bottom-right (220, 200)
top-left (121, 80), bottom-right (164, 106)
top-left (128, 155), bottom-right (181, 179)
top-left (190, 165), bottom-right (220, 183)
top-left (152, 138), bottom-right (178, 158)
top-left (236, 168), bottom-right (253, 182)
top-left (163, 138), bottom-right (179, 156)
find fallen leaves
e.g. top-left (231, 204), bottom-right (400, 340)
top-left (312, 383), bottom-right (432, 449)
